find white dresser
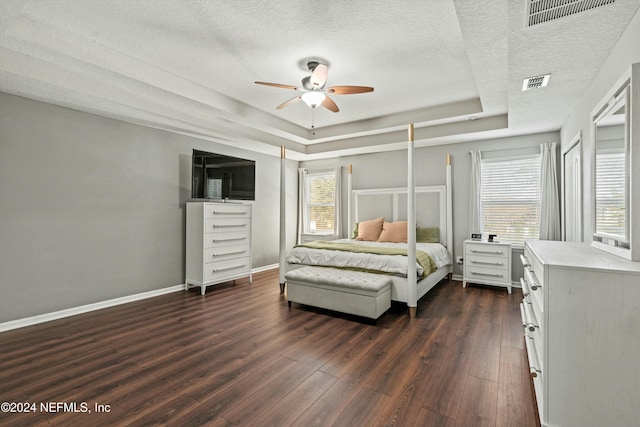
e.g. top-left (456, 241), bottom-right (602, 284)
top-left (521, 240), bottom-right (640, 427)
top-left (185, 202), bottom-right (252, 295)
top-left (463, 239), bottom-right (512, 293)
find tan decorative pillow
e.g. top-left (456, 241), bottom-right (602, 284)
top-left (416, 227), bottom-right (440, 243)
top-left (356, 217), bottom-right (384, 241)
top-left (377, 221), bottom-right (408, 243)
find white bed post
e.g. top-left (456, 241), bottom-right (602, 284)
top-left (279, 145), bottom-right (286, 294)
top-left (446, 153), bottom-right (453, 276)
top-left (347, 164), bottom-right (353, 238)
top-left (407, 124), bottom-right (417, 318)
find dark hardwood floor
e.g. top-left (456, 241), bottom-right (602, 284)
top-left (0, 270), bottom-right (539, 426)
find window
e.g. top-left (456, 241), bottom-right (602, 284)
top-left (595, 150), bottom-right (626, 239)
top-left (481, 155), bottom-right (541, 245)
top-left (304, 171), bottom-right (336, 233)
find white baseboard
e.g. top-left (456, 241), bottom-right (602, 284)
top-left (452, 274), bottom-right (522, 289)
top-left (0, 264), bottom-right (281, 333)
top-left (0, 284), bottom-right (184, 333)
top-left (252, 263), bottom-right (279, 273)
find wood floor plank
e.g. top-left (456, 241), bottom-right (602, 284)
top-left (0, 272), bottom-right (538, 427)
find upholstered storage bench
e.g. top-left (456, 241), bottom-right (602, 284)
top-left (284, 267), bottom-right (391, 319)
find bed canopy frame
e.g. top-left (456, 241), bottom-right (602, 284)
top-left (279, 124), bottom-right (453, 317)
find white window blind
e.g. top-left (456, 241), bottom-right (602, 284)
top-left (595, 151), bottom-right (626, 239)
top-left (305, 171), bottom-right (335, 233)
top-left (481, 155), bottom-right (541, 245)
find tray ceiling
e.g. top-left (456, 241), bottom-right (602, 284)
top-left (1, 0), bottom-right (638, 160)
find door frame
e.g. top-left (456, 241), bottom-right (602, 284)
top-left (561, 132), bottom-right (582, 241)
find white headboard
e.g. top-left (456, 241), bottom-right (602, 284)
top-left (351, 185), bottom-right (451, 250)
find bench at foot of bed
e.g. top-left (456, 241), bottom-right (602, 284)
top-left (284, 267), bottom-right (392, 320)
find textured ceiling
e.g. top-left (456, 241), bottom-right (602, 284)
top-left (1, 0), bottom-right (639, 160)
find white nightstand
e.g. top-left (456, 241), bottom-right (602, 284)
top-left (463, 239), bottom-right (512, 293)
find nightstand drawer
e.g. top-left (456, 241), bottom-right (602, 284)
top-left (465, 242), bottom-right (510, 258)
top-left (464, 266), bottom-right (510, 283)
top-left (466, 254), bottom-right (509, 270)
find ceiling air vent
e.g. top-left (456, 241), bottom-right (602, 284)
top-left (522, 74), bottom-right (551, 91)
top-left (527, 0), bottom-right (616, 26)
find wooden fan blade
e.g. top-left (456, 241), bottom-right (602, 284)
top-left (327, 85), bottom-right (374, 94)
top-left (321, 96), bottom-right (339, 112)
top-left (255, 81), bottom-right (300, 90)
top-left (310, 64), bottom-right (328, 88)
top-left (276, 96), bottom-right (302, 109)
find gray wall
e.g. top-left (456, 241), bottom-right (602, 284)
top-left (301, 131), bottom-right (560, 281)
top-left (0, 93), bottom-right (294, 323)
top-left (560, 8), bottom-right (640, 241)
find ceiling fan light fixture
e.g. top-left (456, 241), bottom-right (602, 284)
top-left (301, 91), bottom-right (326, 108)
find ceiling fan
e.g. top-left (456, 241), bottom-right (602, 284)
top-left (255, 61), bottom-right (374, 113)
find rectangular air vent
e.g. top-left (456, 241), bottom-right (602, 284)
top-left (522, 74), bottom-right (551, 91)
top-left (527, 0), bottom-right (615, 26)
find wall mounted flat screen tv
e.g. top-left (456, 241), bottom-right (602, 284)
top-left (191, 149), bottom-right (256, 201)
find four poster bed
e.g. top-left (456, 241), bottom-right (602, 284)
top-left (279, 125), bottom-right (453, 317)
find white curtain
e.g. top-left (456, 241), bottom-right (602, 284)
top-left (468, 150), bottom-right (482, 235)
top-left (334, 166), bottom-right (342, 237)
top-left (539, 143), bottom-right (561, 240)
top-left (296, 168), bottom-right (307, 244)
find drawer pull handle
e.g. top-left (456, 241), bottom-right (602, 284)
top-left (524, 335), bottom-right (541, 378)
top-left (470, 260), bottom-right (504, 266)
top-left (212, 237), bottom-right (247, 242)
top-left (470, 249), bottom-right (504, 255)
top-left (212, 250), bottom-right (246, 257)
top-left (524, 269), bottom-right (540, 291)
top-left (212, 211), bottom-right (248, 215)
top-left (521, 302), bottom-right (538, 331)
top-left (212, 224), bottom-right (247, 228)
top-left (520, 254), bottom-right (530, 267)
top-left (520, 278), bottom-right (530, 296)
top-left (470, 271), bottom-right (503, 278)
top-left (212, 264), bottom-right (246, 272)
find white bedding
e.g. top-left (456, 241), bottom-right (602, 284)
top-left (285, 238), bottom-right (451, 277)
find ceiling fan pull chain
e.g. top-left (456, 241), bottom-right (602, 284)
top-left (311, 108), bottom-right (316, 135)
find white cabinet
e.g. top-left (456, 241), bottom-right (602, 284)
top-left (185, 202), bottom-right (252, 295)
top-left (521, 240), bottom-right (640, 427)
top-left (463, 239), bottom-right (512, 293)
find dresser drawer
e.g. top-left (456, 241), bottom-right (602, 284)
top-left (204, 244), bottom-right (250, 263)
top-left (204, 204), bottom-right (251, 218)
top-left (205, 217), bottom-right (250, 232)
top-left (465, 242), bottom-right (510, 258)
top-left (204, 257), bottom-right (251, 282)
top-left (204, 231), bottom-right (250, 248)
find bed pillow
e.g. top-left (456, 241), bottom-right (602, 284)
top-left (351, 222), bottom-right (359, 239)
top-left (377, 221), bottom-right (408, 243)
top-left (356, 217), bottom-right (384, 241)
top-left (416, 226), bottom-right (440, 243)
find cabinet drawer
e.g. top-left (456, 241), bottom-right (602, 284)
top-left (204, 204), bottom-right (250, 218)
top-left (204, 231), bottom-right (250, 248)
top-left (464, 266), bottom-right (509, 283)
top-left (524, 331), bottom-right (542, 380)
top-left (204, 244), bottom-right (250, 263)
top-left (465, 243), bottom-right (509, 258)
top-left (524, 268), bottom-right (544, 317)
top-left (204, 257), bottom-right (251, 282)
top-left (466, 254), bottom-right (509, 270)
top-left (205, 217), bottom-right (250, 232)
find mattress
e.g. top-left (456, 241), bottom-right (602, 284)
top-left (285, 238), bottom-right (451, 277)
